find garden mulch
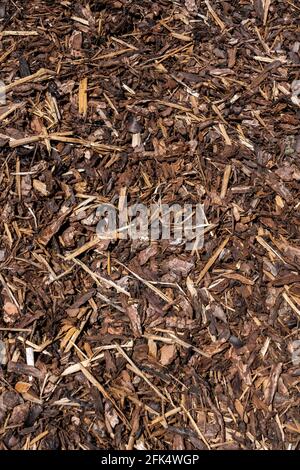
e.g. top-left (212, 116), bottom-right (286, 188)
top-left (0, 0), bottom-right (300, 450)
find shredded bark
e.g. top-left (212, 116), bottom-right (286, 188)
top-left (0, 0), bottom-right (300, 451)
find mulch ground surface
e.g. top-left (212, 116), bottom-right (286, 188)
top-left (0, 0), bottom-right (300, 450)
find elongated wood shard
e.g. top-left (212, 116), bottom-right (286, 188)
top-left (4, 68), bottom-right (56, 93)
top-left (78, 78), bottom-right (88, 117)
